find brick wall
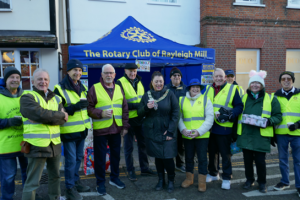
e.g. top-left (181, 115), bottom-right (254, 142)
top-left (200, 0), bottom-right (300, 93)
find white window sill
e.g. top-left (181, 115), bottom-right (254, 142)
top-left (0, 9), bottom-right (12, 11)
top-left (286, 5), bottom-right (300, 9)
top-left (89, 0), bottom-right (126, 3)
top-left (233, 2), bottom-right (265, 7)
top-left (147, 2), bottom-right (180, 7)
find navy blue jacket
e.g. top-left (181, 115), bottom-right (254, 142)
top-left (166, 81), bottom-right (187, 100)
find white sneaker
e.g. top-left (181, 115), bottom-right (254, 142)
top-left (221, 180), bottom-right (231, 190)
top-left (206, 174), bottom-right (220, 182)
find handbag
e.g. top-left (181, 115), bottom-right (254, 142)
top-left (20, 141), bottom-right (31, 154)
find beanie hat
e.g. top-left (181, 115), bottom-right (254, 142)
top-left (170, 67), bottom-right (182, 78)
top-left (279, 71), bottom-right (295, 83)
top-left (248, 70), bottom-right (267, 87)
top-left (4, 67), bottom-right (21, 83)
top-left (67, 59), bottom-right (84, 72)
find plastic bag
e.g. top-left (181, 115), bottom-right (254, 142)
top-left (230, 142), bottom-right (242, 154)
top-left (84, 147), bottom-right (94, 175)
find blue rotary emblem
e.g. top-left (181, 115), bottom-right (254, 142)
top-left (121, 27), bottom-right (156, 43)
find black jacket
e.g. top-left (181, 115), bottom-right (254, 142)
top-left (137, 87), bottom-right (180, 159)
top-left (116, 74), bottom-right (144, 126)
top-left (166, 81), bottom-right (187, 100)
top-left (54, 75), bottom-right (88, 142)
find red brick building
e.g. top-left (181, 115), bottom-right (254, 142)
top-left (200, 0), bottom-right (300, 92)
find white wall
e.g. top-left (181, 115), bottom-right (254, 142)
top-left (40, 49), bottom-right (59, 90)
top-left (69, 0), bottom-right (200, 45)
top-left (0, 0), bottom-right (50, 31)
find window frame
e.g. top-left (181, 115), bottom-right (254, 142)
top-left (0, 0), bottom-right (12, 11)
top-left (0, 48), bottom-right (40, 90)
top-left (233, 0), bottom-right (265, 7)
top-left (147, 0), bottom-right (180, 7)
top-left (286, 49), bottom-right (300, 88)
top-left (287, 0), bottom-right (300, 9)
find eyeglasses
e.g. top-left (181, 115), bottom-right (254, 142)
top-left (281, 77), bottom-right (292, 82)
top-left (172, 74), bottom-right (181, 77)
top-left (103, 72), bottom-right (115, 75)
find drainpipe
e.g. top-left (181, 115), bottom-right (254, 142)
top-left (66, 0), bottom-right (71, 48)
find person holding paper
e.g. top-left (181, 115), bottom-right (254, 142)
top-left (54, 59), bottom-right (91, 200)
top-left (0, 67), bottom-right (29, 200)
top-left (87, 64), bottom-right (129, 196)
top-left (116, 63), bottom-right (155, 182)
top-left (178, 78), bottom-right (214, 192)
top-left (236, 70), bottom-right (282, 193)
top-left (273, 71), bottom-right (300, 197)
top-left (138, 71), bottom-right (180, 193)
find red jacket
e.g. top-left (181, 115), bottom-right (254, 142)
top-left (87, 77), bottom-right (130, 136)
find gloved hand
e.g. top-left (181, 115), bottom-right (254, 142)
top-left (219, 107), bottom-right (231, 115)
top-left (270, 137), bottom-right (276, 147)
top-left (217, 114), bottom-right (229, 123)
top-left (288, 122), bottom-right (299, 131)
top-left (72, 100), bottom-right (89, 111)
top-left (261, 118), bottom-right (271, 129)
top-left (7, 118), bottom-right (23, 127)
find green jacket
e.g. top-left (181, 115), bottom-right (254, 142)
top-left (236, 89), bottom-right (282, 153)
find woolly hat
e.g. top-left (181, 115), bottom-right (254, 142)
top-left (4, 67), bottom-right (21, 84)
top-left (248, 70), bottom-right (267, 87)
top-left (279, 71), bottom-right (295, 83)
top-left (67, 59), bottom-right (84, 72)
top-left (170, 67), bottom-right (182, 78)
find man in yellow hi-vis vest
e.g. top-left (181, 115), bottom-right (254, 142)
top-left (0, 67), bottom-right (28, 200)
top-left (87, 64), bottom-right (130, 196)
top-left (20, 69), bottom-right (68, 200)
top-left (54, 59), bottom-right (91, 199)
top-left (225, 70), bottom-right (244, 96)
top-left (206, 68), bottom-right (243, 190)
top-left (273, 71), bottom-right (300, 197)
top-left (116, 63), bottom-right (156, 182)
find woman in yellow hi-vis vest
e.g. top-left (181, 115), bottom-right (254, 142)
top-left (178, 79), bottom-right (214, 192)
top-left (236, 70), bottom-right (282, 193)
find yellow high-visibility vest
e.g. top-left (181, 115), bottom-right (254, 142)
top-left (54, 84), bottom-right (91, 133)
top-left (237, 93), bottom-right (274, 137)
top-left (118, 76), bottom-right (144, 118)
top-left (92, 83), bottom-right (123, 130)
top-left (204, 85), bottom-right (214, 104)
top-left (237, 85), bottom-right (245, 97)
top-left (179, 95), bottom-right (210, 139)
top-left (275, 93), bottom-right (300, 136)
top-left (22, 91), bottom-right (61, 147)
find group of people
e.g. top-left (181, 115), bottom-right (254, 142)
top-left (0, 58), bottom-right (299, 200)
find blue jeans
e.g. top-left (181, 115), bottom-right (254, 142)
top-left (0, 156), bottom-right (28, 200)
top-left (63, 138), bottom-right (85, 189)
top-left (94, 134), bottom-right (121, 186)
top-left (277, 134), bottom-right (300, 188)
top-left (124, 125), bottom-right (149, 172)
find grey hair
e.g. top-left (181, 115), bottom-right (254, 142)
top-left (32, 68), bottom-right (50, 80)
top-left (102, 64), bottom-right (115, 73)
top-left (213, 68), bottom-right (225, 77)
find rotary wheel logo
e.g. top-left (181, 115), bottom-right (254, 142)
top-left (121, 27), bottom-right (156, 43)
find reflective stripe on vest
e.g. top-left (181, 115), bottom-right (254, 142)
top-left (275, 93), bottom-right (300, 136)
top-left (22, 91), bottom-right (61, 147)
top-left (237, 93), bottom-right (274, 137)
top-left (54, 84), bottom-right (91, 133)
top-left (213, 84), bottom-right (237, 128)
top-left (179, 95), bottom-right (210, 139)
top-left (204, 85), bottom-right (214, 104)
top-left (92, 83), bottom-right (123, 129)
top-left (118, 76), bottom-right (144, 118)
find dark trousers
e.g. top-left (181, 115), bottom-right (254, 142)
top-left (184, 138), bottom-right (209, 175)
top-left (155, 158), bottom-right (175, 177)
top-left (208, 133), bottom-right (232, 180)
top-left (242, 149), bottom-right (266, 184)
top-left (94, 134), bottom-right (121, 186)
top-left (124, 125), bottom-right (149, 172)
top-left (176, 129), bottom-right (185, 167)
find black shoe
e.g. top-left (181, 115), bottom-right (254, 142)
top-left (243, 181), bottom-right (254, 190)
top-left (141, 168), bottom-right (157, 176)
top-left (167, 180), bottom-right (174, 193)
top-left (75, 179), bottom-right (91, 192)
top-left (258, 184), bottom-right (267, 193)
top-left (297, 188), bottom-right (300, 197)
top-left (65, 187), bottom-right (83, 200)
top-left (128, 170), bottom-right (137, 181)
top-left (96, 185), bottom-right (106, 196)
top-left (175, 165), bottom-right (186, 173)
top-left (155, 173), bottom-right (165, 191)
top-left (273, 182), bottom-right (290, 191)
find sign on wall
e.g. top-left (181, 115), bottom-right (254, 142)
top-left (82, 65), bottom-right (88, 78)
top-left (201, 64), bottom-right (214, 85)
top-left (136, 60), bottom-right (150, 72)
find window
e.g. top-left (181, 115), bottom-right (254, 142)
top-left (233, 0), bottom-right (265, 7)
top-left (0, 49), bottom-right (39, 90)
top-left (236, 49), bottom-right (260, 90)
top-left (0, 0), bottom-right (12, 11)
top-left (148, 0), bottom-right (180, 6)
top-left (287, 0), bottom-right (300, 8)
top-left (286, 50), bottom-right (300, 88)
